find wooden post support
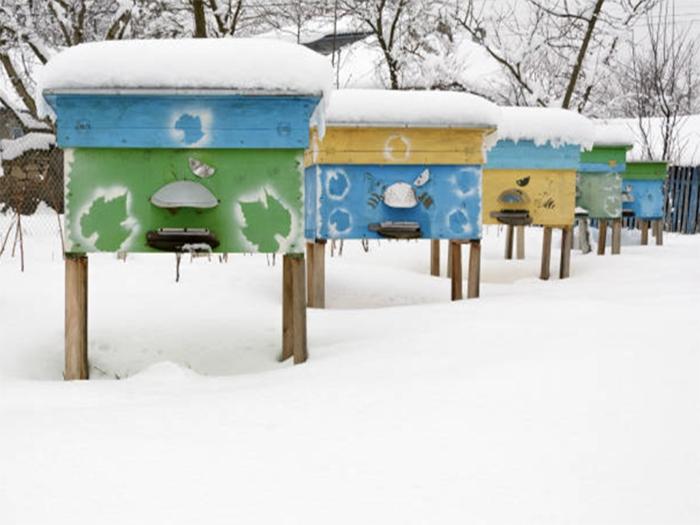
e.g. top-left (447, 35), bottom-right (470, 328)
top-left (611, 218), bottom-right (622, 255)
top-left (504, 224), bottom-right (514, 260)
top-left (597, 219), bottom-right (607, 255)
top-left (446, 241), bottom-right (453, 278)
top-left (450, 241), bottom-right (463, 301)
top-left (540, 226), bottom-right (552, 280)
top-left (430, 239), bottom-right (440, 276)
top-left (559, 226), bottom-right (572, 279)
top-left (578, 218), bottom-right (592, 254)
top-left (640, 219), bottom-right (649, 245)
top-left (467, 240), bottom-right (481, 299)
top-left (65, 254), bottom-right (88, 380)
top-left (655, 219), bottom-right (664, 246)
top-left (516, 225), bottom-right (525, 260)
top-left (306, 240), bottom-right (326, 308)
top-left (282, 254), bottom-right (308, 364)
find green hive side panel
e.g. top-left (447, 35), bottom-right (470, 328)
top-left (580, 146), bottom-right (628, 167)
top-left (576, 172), bottom-right (622, 219)
top-left (624, 162), bottom-right (668, 180)
top-left (64, 148), bottom-right (304, 254)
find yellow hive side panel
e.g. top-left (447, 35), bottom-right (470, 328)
top-left (304, 127), bottom-right (489, 166)
top-left (482, 170), bottom-right (577, 227)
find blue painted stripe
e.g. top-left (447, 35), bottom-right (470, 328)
top-left (44, 94), bottom-right (321, 149)
top-left (579, 162), bottom-right (626, 174)
top-left (486, 140), bottom-right (580, 170)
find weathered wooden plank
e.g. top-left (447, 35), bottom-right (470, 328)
top-left (559, 226), bottom-right (572, 279)
top-left (450, 241), bottom-right (463, 301)
top-left (577, 218), bottom-right (592, 253)
top-left (486, 140), bottom-right (580, 170)
top-left (611, 218), bottom-right (622, 255)
top-left (430, 240), bottom-right (440, 276)
top-left (687, 168), bottom-right (700, 233)
top-left (447, 241), bottom-right (454, 278)
top-left (540, 226), bottom-right (552, 280)
top-left (597, 220), bottom-right (607, 255)
top-left (579, 146), bottom-right (629, 173)
top-left (467, 240), bottom-right (481, 299)
top-left (654, 219), bottom-right (664, 246)
top-left (640, 219), bottom-right (649, 245)
top-left (504, 224), bottom-right (514, 260)
top-left (65, 254), bottom-right (88, 380)
top-left (46, 94), bottom-right (320, 149)
top-left (306, 241), bottom-right (326, 308)
top-left (282, 254), bottom-right (307, 364)
top-left (516, 225), bottom-right (525, 260)
top-left (306, 127), bottom-right (488, 165)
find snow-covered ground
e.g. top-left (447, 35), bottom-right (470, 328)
top-left (1, 216), bottom-right (699, 524)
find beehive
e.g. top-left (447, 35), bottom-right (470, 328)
top-left (623, 161), bottom-right (668, 220)
top-left (484, 108), bottom-right (594, 228)
top-left (577, 123), bottom-right (634, 220)
top-left (305, 90), bottom-right (499, 242)
top-left (41, 38), bottom-right (332, 377)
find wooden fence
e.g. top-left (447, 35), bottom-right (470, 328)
top-left (665, 166), bottom-right (700, 234)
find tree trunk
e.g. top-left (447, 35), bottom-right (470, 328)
top-left (192, 0), bottom-right (207, 38)
top-left (562, 0), bottom-right (606, 109)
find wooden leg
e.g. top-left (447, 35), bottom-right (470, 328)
top-left (467, 240), bottom-right (481, 299)
top-left (306, 240), bottom-right (326, 308)
top-left (578, 218), bottom-right (592, 254)
top-left (450, 241), bottom-right (463, 301)
top-left (282, 254), bottom-right (307, 364)
top-left (540, 227), bottom-right (552, 280)
top-left (597, 219), bottom-right (607, 255)
top-left (516, 225), bottom-right (525, 259)
top-left (447, 241), bottom-right (453, 278)
top-left (655, 219), bottom-right (664, 246)
top-left (559, 226), bottom-right (572, 279)
top-left (65, 254), bottom-right (88, 380)
top-left (430, 240), bottom-right (440, 276)
top-left (640, 219), bottom-right (649, 245)
top-left (504, 224), bottom-right (514, 260)
top-left (611, 218), bottom-right (622, 255)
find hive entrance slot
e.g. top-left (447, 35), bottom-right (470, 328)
top-left (489, 210), bottom-right (532, 226)
top-left (368, 221), bottom-right (421, 239)
top-left (146, 228), bottom-right (220, 252)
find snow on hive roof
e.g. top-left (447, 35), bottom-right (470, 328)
top-left (324, 89), bottom-right (501, 128)
top-left (0, 132), bottom-right (55, 162)
top-left (496, 107), bottom-right (595, 148)
top-left (592, 120), bottom-right (636, 147)
top-left (39, 38), bottom-right (333, 96)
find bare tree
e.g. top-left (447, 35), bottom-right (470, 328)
top-left (621, 2), bottom-right (699, 162)
top-left (456, 0), bottom-right (658, 111)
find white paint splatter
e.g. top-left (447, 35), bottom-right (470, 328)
top-left (383, 134), bottom-right (411, 162)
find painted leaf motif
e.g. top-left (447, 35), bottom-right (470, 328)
top-left (80, 194), bottom-right (131, 251)
top-left (414, 168), bottom-right (430, 187)
top-left (188, 157), bottom-right (216, 178)
top-left (239, 191), bottom-right (291, 252)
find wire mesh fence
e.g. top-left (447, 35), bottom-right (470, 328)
top-left (0, 135), bottom-right (65, 270)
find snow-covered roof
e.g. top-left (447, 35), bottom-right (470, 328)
top-left (324, 89), bottom-right (500, 128)
top-left (496, 107), bottom-right (595, 148)
top-left (592, 120), bottom-right (636, 148)
top-left (39, 38), bottom-right (333, 97)
top-left (0, 132), bottom-right (55, 162)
